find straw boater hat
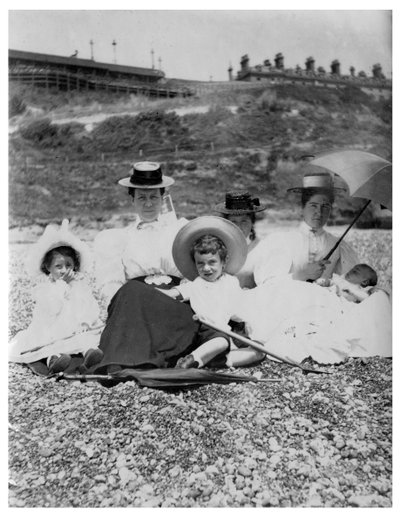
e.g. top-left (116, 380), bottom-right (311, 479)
top-left (214, 191), bottom-right (267, 215)
top-left (172, 216), bottom-right (247, 281)
top-left (118, 161), bottom-right (175, 189)
top-left (287, 171), bottom-right (346, 193)
top-left (25, 219), bottom-right (93, 276)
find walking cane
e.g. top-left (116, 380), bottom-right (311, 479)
top-left (193, 315), bottom-right (329, 375)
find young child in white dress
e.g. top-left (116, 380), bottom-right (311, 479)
top-left (9, 220), bottom-right (104, 374)
top-left (160, 216), bottom-right (265, 368)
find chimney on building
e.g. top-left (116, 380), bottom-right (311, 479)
top-left (228, 63), bottom-right (233, 81)
top-left (274, 53), bottom-right (284, 70)
top-left (372, 63), bottom-right (384, 79)
top-left (240, 54), bottom-right (250, 71)
top-left (330, 59), bottom-right (341, 76)
top-left (350, 66), bottom-right (355, 77)
top-left (305, 56), bottom-right (315, 73)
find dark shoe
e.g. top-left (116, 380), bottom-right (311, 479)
top-left (48, 354), bottom-right (71, 374)
top-left (78, 348), bottom-right (104, 374)
top-left (176, 354), bottom-right (199, 369)
top-left (83, 348), bottom-right (104, 369)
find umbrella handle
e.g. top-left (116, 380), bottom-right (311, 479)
top-left (323, 200), bottom-right (371, 261)
top-left (193, 315), bottom-right (328, 375)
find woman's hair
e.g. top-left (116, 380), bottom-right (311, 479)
top-left (301, 188), bottom-right (335, 207)
top-left (190, 234), bottom-right (228, 263)
top-left (224, 213), bottom-right (257, 241)
top-left (345, 263), bottom-right (378, 287)
top-left (128, 187), bottom-right (165, 199)
top-left (41, 246), bottom-right (80, 275)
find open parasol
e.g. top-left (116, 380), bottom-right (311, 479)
top-left (308, 150), bottom-right (392, 259)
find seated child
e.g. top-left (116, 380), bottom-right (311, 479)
top-left (316, 263), bottom-right (379, 303)
top-left (9, 220), bottom-right (104, 374)
top-left (160, 216), bottom-right (265, 368)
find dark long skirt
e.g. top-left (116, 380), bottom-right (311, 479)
top-left (94, 278), bottom-right (200, 373)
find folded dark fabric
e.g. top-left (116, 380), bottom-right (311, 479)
top-left (56, 367), bottom-right (263, 389)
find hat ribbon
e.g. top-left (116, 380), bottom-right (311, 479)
top-left (130, 168), bottom-right (163, 185)
top-left (303, 175), bottom-right (333, 189)
top-left (226, 197), bottom-right (260, 210)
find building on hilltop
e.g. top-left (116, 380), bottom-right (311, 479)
top-left (9, 49), bottom-right (193, 98)
top-left (231, 53), bottom-right (391, 97)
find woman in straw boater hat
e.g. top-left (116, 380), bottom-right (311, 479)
top-left (231, 170), bottom-right (391, 365)
top-left (251, 170), bottom-right (359, 285)
top-left (90, 161), bottom-right (205, 372)
top-left (214, 191), bottom-right (267, 289)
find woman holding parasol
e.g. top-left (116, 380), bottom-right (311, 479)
top-left (229, 166), bottom-right (391, 364)
top-left (252, 170), bottom-right (359, 286)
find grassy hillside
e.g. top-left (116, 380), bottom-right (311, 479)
top-left (9, 82), bottom-right (392, 228)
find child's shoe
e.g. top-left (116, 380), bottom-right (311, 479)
top-left (83, 348), bottom-right (104, 369)
top-left (176, 354), bottom-right (199, 369)
top-left (78, 348), bottom-right (104, 373)
top-left (48, 354), bottom-right (71, 374)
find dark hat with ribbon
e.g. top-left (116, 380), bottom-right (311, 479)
top-left (214, 191), bottom-right (267, 215)
top-left (118, 161), bottom-right (175, 189)
top-left (287, 171), bottom-right (345, 193)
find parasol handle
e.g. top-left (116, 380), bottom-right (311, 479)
top-left (193, 315), bottom-right (328, 375)
top-left (323, 200), bottom-right (371, 261)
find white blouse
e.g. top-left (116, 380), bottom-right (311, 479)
top-left (253, 221), bottom-right (359, 285)
top-left (93, 216), bottom-right (188, 304)
top-left (235, 237), bottom-right (263, 289)
top-left (177, 274), bottom-right (242, 330)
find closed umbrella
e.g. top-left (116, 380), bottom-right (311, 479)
top-left (55, 368), bottom-right (281, 389)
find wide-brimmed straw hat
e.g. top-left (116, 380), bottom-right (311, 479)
top-left (287, 171), bottom-right (346, 193)
top-left (214, 191), bottom-right (267, 215)
top-left (25, 219), bottom-right (93, 276)
top-left (172, 216), bottom-right (247, 281)
top-left (118, 161), bottom-right (175, 189)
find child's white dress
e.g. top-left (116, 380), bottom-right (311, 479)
top-left (176, 273), bottom-right (242, 330)
top-left (9, 274), bottom-right (103, 363)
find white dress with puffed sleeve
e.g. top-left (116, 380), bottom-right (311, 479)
top-left (93, 216), bottom-right (188, 304)
top-left (253, 221), bottom-right (359, 285)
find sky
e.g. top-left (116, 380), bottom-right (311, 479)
top-left (7, 7), bottom-right (393, 82)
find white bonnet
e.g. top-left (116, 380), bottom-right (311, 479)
top-left (25, 219), bottom-right (92, 276)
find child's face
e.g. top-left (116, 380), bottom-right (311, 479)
top-left (194, 252), bottom-right (224, 282)
top-left (48, 252), bottom-right (75, 280)
top-left (345, 271), bottom-right (363, 286)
